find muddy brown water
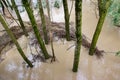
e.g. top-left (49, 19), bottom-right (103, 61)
top-left (0, 0), bottom-right (120, 80)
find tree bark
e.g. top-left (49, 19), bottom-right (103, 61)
top-left (0, 14), bottom-right (33, 67)
top-left (38, 0), bottom-right (49, 44)
top-left (0, 21), bottom-right (104, 58)
top-left (98, 0), bottom-right (103, 17)
top-left (46, 0), bottom-right (51, 22)
top-left (0, 0), bottom-right (8, 15)
top-left (89, 0), bottom-right (111, 55)
top-left (22, 0), bottom-right (50, 59)
top-left (72, 0), bottom-right (82, 72)
top-left (63, 0), bottom-right (70, 41)
top-left (6, 0), bottom-right (13, 10)
top-left (11, 0), bottom-right (28, 36)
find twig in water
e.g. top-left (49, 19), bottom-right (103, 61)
top-left (69, 0), bottom-right (74, 19)
top-left (67, 44), bottom-right (75, 51)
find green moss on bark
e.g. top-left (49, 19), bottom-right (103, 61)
top-left (22, 0), bottom-right (50, 59)
top-left (89, 0), bottom-right (111, 55)
top-left (0, 14), bottom-right (33, 67)
top-left (63, 0), bottom-right (70, 41)
top-left (72, 0), bottom-right (82, 72)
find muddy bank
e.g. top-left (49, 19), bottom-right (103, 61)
top-left (0, 20), bottom-right (104, 59)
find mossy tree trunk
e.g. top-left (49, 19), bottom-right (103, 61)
top-left (89, 0), bottom-right (111, 55)
top-left (1, 0), bottom-right (8, 7)
top-left (45, 0), bottom-right (56, 61)
top-left (63, 0), bottom-right (70, 41)
top-left (0, 0), bottom-right (8, 15)
top-left (22, 0), bottom-right (50, 59)
top-left (98, 0), bottom-right (103, 17)
top-left (11, 0), bottom-right (28, 36)
top-left (72, 0), bottom-right (82, 72)
top-left (46, 0), bottom-right (51, 22)
top-left (0, 14), bottom-right (33, 67)
top-left (6, 0), bottom-right (13, 10)
top-left (38, 0), bottom-right (49, 44)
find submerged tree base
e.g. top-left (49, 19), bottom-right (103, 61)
top-left (0, 18), bottom-right (104, 62)
top-left (0, 22), bottom-right (105, 58)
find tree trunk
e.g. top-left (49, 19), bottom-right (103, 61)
top-left (63, 0), bottom-right (70, 41)
top-left (0, 21), bottom-right (104, 58)
top-left (89, 0), bottom-right (111, 55)
top-left (11, 0), bottom-right (28, 36)
top-left (1, 0), bottom-right (8, 7)
top-left (0, 0), bottom-right (8, 15)
top-left (98, 0), bottom-right (103, 17)
top-left (72, 0), bottom-right (82, 72)
top-left (22, 0), bottom-right (50, 59)
top-left (0, 14), bottom-right (33, 67)
top-left (38, 0), bottom-right (49, 44)
top-left (45, 0), bottom-right (56, 61)
top-left (46, 0), bottom-right (51, 22)
top-left (6, 0), bottom-right (13, 10)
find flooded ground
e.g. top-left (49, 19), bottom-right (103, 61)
top-left (0, 0), bottom-right (120, 80)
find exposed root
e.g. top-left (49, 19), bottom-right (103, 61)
top-left (82, 34), bottom-right (104, 58)
top-left (51, 56), bottom-right (56, 63)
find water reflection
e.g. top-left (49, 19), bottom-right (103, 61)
top-left (0, 40), bottom-right (120, 80)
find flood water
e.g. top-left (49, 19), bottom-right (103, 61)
top-left (0, 0), bottom-right (120, 80)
